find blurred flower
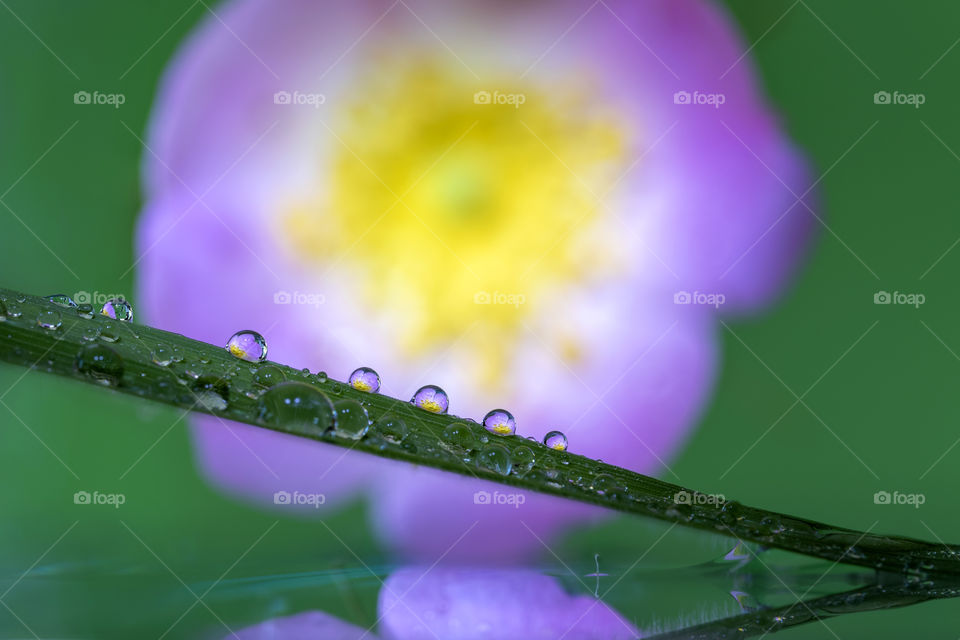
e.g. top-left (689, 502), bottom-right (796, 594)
top-left (138, 0), bottom-right (815, 560)
top-left (230, 567), bottom-right (638, 639)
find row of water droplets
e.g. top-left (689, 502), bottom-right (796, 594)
top-left (7, 292), bottom-right (753, 528)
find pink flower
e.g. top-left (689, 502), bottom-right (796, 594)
top-left (230, 567), bottom-right (640, 639)
top-left (138, 0), bottom-right (815, 561)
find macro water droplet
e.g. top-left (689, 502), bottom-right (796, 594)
top-left (348, 367), bottom-right (381, 393)
top-left (99, 323), bottom-right (120, 343)
top-left (477, 443), bottom-right (512, 475)
top-left (591, 473), bottom-right (623, 497)
top-left (100, 298), bottom-right (133, 322)
top-left (512, 446), bottom-right (536, 477)
top-left (411, 385), bottom-right (449, 414)
top-left (75, 343), bottom-right (124, 386)
top-left (316, 371), bottom-right (328, 383)
top-left (36, 310), bottom-right (62, 330)
top-left (257, 381), bottom-right (335, 436)
top-left (76, 303), bottom-right (94, 319)
top-left (0, 299), bottom-right (6, 321)
top-left (253, 364), bottom-right (286, 388)
top-left (442, 423), bottom-right (477, 450)
top-left (333, 399), bottom-right (370, 440)
top-left (80, 326), bottom-right (101, 342)
top-left (225, 330), bottom-right (268, 362)
top-left (543, 430), bottom-right (568, 451)
top-left (151, 343), bottom-right (174, 367)
top-left (373, 414), bottom-right (408, 444)
top-left (191, 376), bottom-right (229, 411)
top-left (482, 409), bottom-right (516, 436)
top-left (47, 294), bottom-right (77, 308)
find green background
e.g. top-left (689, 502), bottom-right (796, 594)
top-left (0, 1), bottom-right (958, 637)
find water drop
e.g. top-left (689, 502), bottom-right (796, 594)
top-left (411, 385), bottom-right (448, 414)
top-left (99, 323), bottom-right (120, 342)
top-left (225, 330), bottom-right (268, 362)
top-left (76, 303), bottom-right (94, 319)
top-left (482, 409), bottom-right (516, 436)
top-left (5, 303), bottom-right (21, 318)
top-left (47, 294), bottom-right (77, 308)
top-left (0, 299), bottom-right (6, 321)
top-left (442, 423), bottom-right (477, 450)
top-left (100, 298), bottom-right (133, 322)
top-left (253, 365), bottom-right (286, 387)
top-left (512, 446), bottom-right (536, 477)
top-left (477, 443), bottom-right (512, 475)
top-left (75, 343), bottom-right (124, 386)
top-left (316, 371), bottom-right (328, 383)
top-left (80, 326), bottom-right (101, 342)
top-left (373, 414), bottom-right (408, 444)
top-left (257, 381), bottom-right (335, 436)
top-left (543, 430), bottom-right (568, 451)
top-left (151, 343), bottom-right (174, 367)
top-left (332, 399), bottom-right (370, 440)
top-left (348, 367), bottom-right (381, 393)
top-left (191, 376), bottom-right (229, 411)
top-left (36, 310), bottom-right (62, 330)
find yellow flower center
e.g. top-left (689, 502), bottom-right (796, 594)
top-left (491, 424), bottom-right (513, 435)
top-left (419, 399), bottom-right (444, 414)
top-left (283, 59), bottom-right (631, 391)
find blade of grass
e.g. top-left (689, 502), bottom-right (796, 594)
top-left (1, 287), bottom-right (958, 577)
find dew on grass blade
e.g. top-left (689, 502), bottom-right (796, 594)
top-left (477, 443), bottom-right (512, 475)
top-left (543, 430), bottom-right (568, 451)
top-left (36, 310), bottom-right (62, 330)
top-left (47, 294), bottom-right (77, 308)
top-left (333, 399), bottom-right (370, 440)
top-left (348, 367), bottom-right (380, 393)
top-left (100, 298), bottom-right (133, 322)
top-left (75, 343), bottom-right (124, 386)
top-left (411, 385), bottom-right (448, 414)
top-left (483, 409), bottom-right (516, 436)
top-left (373, 414), bottom-right (408, 444)
top-left (225, 330), bottom-right (268, 363)
top-left (257, 381), bottom-right (335, 436)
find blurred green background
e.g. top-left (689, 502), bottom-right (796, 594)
top-left (1, 1), bottom-right (959, 637)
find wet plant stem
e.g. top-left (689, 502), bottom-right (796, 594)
top-left (1, 287), bottom-right (959, 577)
